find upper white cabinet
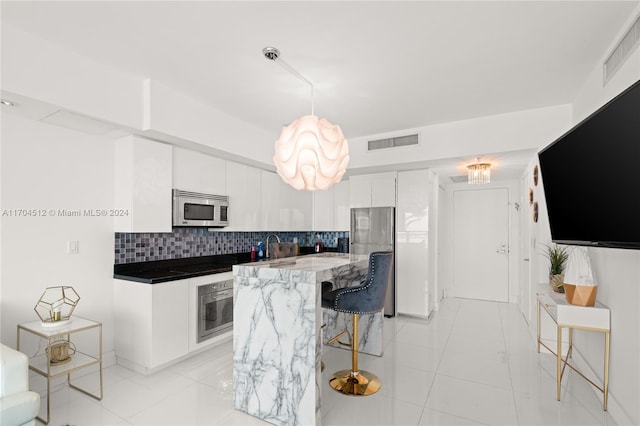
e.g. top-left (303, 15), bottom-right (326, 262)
top-left (313, 180), bottom-right (349, 231)
top-left (225, 161), bottom-right (261, 231)
top-left (172, 147), bottom-right (226, 195)
top-left (115, 135), bottom-right (172, 232)
top-left (281, 182), bottom-right (313, 231)
top-left (260, 171), bottom-right (281, 230)
top-left (396, 169), bottom-right (437, 318)
top-left (349, 172), bottom-right (397, 208)
top-left (334, 180), bottom-right (350, 231)
top-left (313, 188), bottom-right (334, 231)
top-left (261, 171), bottom-right (312, 231)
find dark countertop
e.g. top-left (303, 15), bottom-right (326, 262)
top-left (114, 247), bottom-right (339, 284)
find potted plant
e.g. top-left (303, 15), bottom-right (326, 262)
top-left (543, 243), bottom-right (569, 293)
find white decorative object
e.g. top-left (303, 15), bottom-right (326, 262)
top-left (274, 115), bottom-right (349, 191)
top-left (563, 246), bottom-right (597, 306)
top-left (264, 47), bottom-right (350, 191)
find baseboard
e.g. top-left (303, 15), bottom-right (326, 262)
top-left (102, 350), bottom-right (117, 368)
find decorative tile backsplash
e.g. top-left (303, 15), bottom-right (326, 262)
top-left (114, 229), bottom-right (349, 264)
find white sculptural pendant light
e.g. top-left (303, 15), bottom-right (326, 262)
top-left (264, 47), bottom-right (349, 191)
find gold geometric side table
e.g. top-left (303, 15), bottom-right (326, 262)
top-left (536, 285), bottom-right (610, 410)
top-left (17, 316), bottom-right (102, 424)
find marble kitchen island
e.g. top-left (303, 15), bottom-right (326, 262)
top-left (232, 252), bottom-right (383, 426)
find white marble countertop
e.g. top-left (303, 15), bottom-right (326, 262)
top-left (234, 252), bottom-right (369, 273)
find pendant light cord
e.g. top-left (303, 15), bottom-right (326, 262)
top-left (263, 47), bottom-right (315, 116)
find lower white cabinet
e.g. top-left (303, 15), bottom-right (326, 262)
top-left (115, 273), bottom-right (233, 374)
top-left (114, 278), bottom-right (189, 373)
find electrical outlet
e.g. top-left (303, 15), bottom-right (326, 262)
top-left (67, 240), bottom-right (79, 254)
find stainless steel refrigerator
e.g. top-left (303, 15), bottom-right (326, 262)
top-left (350, 207), bottom-right (395, 317)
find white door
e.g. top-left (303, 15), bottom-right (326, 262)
top-left (453, 188), bottom-right (509, 302)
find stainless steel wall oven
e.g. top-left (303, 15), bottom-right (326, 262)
top-left (197, 278), bottom-right (233, 343)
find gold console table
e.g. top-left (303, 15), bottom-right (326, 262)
top-left (536, 285), bottom-right (610, 410)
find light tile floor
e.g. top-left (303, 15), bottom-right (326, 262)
top-left (34, 298), bottom-right (616, 425)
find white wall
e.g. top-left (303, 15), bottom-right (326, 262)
top-left (529, 6), bottom-right (640, 424)
top-left (1, 23), bottom-right (275, 170)
top-left (571, 84), bottom-right (640, 425)
top-left (348, 104), bottom-right (571, 170)
top-left (0, 113), bottom-right (116, 359)
top-left (1, 24), bottom-right (144, 129)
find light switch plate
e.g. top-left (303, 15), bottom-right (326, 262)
top-left (67, 240), bottom-right (79, 254)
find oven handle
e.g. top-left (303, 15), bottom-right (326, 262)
top-left (202, 289), bottom-right (233, 301)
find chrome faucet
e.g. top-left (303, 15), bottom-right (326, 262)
top-left (266, 234), bottom-right (280, 258)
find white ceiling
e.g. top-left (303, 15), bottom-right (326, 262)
top-left (2, 1), bottom-right (638, 181)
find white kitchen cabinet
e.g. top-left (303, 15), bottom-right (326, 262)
top-left (313, 180), bottom-right (349, 231)
top-left (313, 187), bottom-right (334, 231)
top-left (260, 170), bottom-right (281, 230)
top-left (114, 135), bottom-right (172, 232)
top-left (372, 173), bottom-right (397, 207)
top-left (260, 170), bottom-right (312, 231)
top-left (396, 169), bottom-right (437, 318)
top-left (226, 161), bottom-right (261, 231)
top-left (334, 180), bottom-right (350, 230)
top-left (349, 176), bottom-right (371, 208)
top-left (172, 147), bottom-right (226, 195)
top-left (281, 182), bottom-right (313, 231)
top-left (349, 172), bottom-right (396, 208)
top-left (114, 278), bottom-right (189, 374)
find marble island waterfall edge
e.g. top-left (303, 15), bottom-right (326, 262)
top-left (232, 253), bottom-right (381, 426)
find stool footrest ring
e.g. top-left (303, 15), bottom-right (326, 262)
top-left (326, 331), bottom-right (348, 346)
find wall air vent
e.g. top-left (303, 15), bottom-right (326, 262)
top-left (367, 133), bottom-right (419, 151)
top-left (604, 14), bottom-right (640, 84)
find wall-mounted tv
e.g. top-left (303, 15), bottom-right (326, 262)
top-left (538, 78), bottom-right (640, 250)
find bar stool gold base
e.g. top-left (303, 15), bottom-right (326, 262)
top-left (329, 369), bottom-right (381, 396)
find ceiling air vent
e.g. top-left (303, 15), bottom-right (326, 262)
top-left (604, 14), bottom-right (640, 84)
top-left (368, 133), bottom-right (419, 151)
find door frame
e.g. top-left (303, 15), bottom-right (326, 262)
top-left (442, 181), bottom-right (521, 303)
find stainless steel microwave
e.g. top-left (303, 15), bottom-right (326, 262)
top-left (172, 189), bottom-right (229, 227)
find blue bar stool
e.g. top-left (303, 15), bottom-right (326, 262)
top-left (321, 251), bottom-right (393, 396)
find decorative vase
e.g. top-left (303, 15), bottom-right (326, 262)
top-left (564, 284), bottom-right (597, 307)
top-left (549, 274), bottom-right (565, 293)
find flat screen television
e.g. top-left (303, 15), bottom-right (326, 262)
top-left (538, 78), bottom-right (640, 250)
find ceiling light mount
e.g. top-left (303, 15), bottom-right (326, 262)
top-left (262, 46), bottom-right (280, 61)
